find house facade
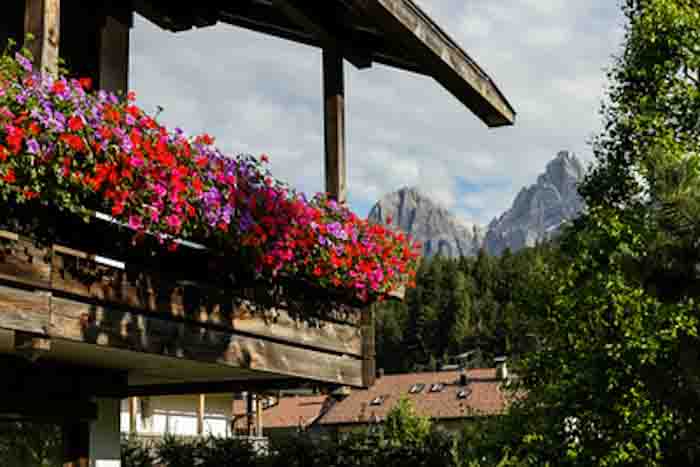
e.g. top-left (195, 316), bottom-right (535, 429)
top-left (315, 367), bottom-right (511, 435)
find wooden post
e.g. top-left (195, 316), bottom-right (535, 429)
top-left (246, 392), bottom-right (254, 437)
top-left (255, 393), bottom-right (263, 437)
top-left (62, 421), bottom-right (90, 467)
top-left (361, 306), bottom-right (376, 387)
top-left (197, 393), bottom-right (205, 436)
top-left (128, 396), bottom-right (137, 435)
top-left (24, 0), bottom-right (60, 75)
top-left (98, 9), bottom-right (131, 94)
top-left (323, 48), bottom-right (347, 203)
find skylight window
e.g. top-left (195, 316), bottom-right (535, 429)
top-left (457, 388), bottom-right (472, 400)
top-left (429, 383), bottom-right (445, 393)
top-left (370, 396), bottom-right (384, 406)
top-left (409, 383), bottom-right (425, 394)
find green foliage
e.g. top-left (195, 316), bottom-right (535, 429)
top-left (375, 245), bottom-right (556, 373)
top-left (0, 421), bottom-right (62, 467)
top-left (488, 1), bottom-right (700, 465)
top-left (381, 397), bottom-right (432, 446)
top-left (118, 402), bottom-right (470, 467)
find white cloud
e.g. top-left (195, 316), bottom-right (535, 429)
top-left (524, 26), bottom-right (571, 47)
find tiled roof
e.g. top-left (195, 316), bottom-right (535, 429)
top-left (316, 368), bottom-right (509, 426)
top-left (233, 395), bottom-right (329, 430)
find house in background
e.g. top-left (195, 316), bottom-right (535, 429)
top-left (120, 394), bottom-right (234, 439)
top-left (232, 395), bottom-right (332, 441)
top-left (314, 364), bottom-right (511, 435)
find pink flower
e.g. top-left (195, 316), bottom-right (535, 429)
top-left (166, 214), bottom-right (182, 230)
top-left (129, 156), bottom-right (144, 168)
top-left (128, 215), bottom-right (143, 230)
top-left (150, 207), bottom-right (160, 222)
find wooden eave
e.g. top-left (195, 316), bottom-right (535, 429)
top-left (133, 0), bottom-right (515, 127)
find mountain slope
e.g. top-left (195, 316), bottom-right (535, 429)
top-left (368, 187), bottom-right (483, 258)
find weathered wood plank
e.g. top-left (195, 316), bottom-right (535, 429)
top-left (323, 47), bottom-right (347, 203)
top-left (24, 0), bottom-right (61, 75)
top-left (49, 296), bottom-right (364, 386)
top-left (0, 232), bottom-right (51, 288)
top-left (0, 285), bottom-right (50, 334)
top-left (50, 246), bottom-right (363, 356)
top-left (232, 304), bottom-right (362, 356)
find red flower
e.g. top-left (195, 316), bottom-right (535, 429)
top-left (127, 91), bottom-right (136, 101)
top-left (260, 154), bottom-right (269, 163)
top-left (78, 77), bottom-right (92, 90)
top-left (0, 145), bottom-right (8, 162)
top-left (52, 81), bottom-right (66, 94)
top-left (6, 126), bottom-right (24, 153)
top-left (3, 169), bottom-right (16, 184)
top-left (68, 116), bottom-right (84, 132)
top-left (29, 122), bottom-right (41, 136)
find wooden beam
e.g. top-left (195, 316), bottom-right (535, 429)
top-left (323, 48), bottom-right (347, 203)
top-left (124, 378), bottom-right (306, 398)
top-left (356, 0), bottom-right (515, 127)
top-left (23, 0), bottom-right (60, 75)
top-left (275, 0), bottom-right (372, 69)
top-left (14, 331), bottom-right (51, 362)
top-left (0, 395), bottom-right (97, 421)
top-left (62, 420), bottom-right (90, 467)
top-left (98, 10), bottom-right (131, 94)
top-left (129, 396), bottom-right (137, 435)
top-left (197, 393), bottom-right (205, 436)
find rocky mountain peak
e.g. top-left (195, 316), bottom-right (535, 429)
top-left (368, 151), bottom-right (586, 258)
top-left (368, 186), bottom-right (483, 258)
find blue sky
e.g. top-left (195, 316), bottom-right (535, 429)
top-left (127, 0), bottom-right (624, 226)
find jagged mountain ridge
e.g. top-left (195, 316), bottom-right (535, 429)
top-left (367, 187), bottom-right (483, 258)
top-left (368, 151), bottom-right (585, 257)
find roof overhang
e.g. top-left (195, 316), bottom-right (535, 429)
top-left (133, 0), bottom-right (515, 127)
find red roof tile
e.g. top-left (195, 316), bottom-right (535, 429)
top-left (233, 395), bottom-right (329, 430)
top-left (316, 368), bottom-right (510, 426)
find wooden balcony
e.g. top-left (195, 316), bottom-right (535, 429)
top-left (0, 206), bottom-right (375, 398)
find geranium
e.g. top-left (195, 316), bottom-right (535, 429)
top-left (0, 47), bottom-right (420, 302)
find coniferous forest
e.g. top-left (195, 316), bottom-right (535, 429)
top-left (374, 244), bottom-right (558, 374)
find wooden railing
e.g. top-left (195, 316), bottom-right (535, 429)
top-left (0, 208), bottom-right (375, 388)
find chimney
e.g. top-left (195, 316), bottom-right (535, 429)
top-left (377, 368), bottom-right (384, 379)
top-left (459, 371), bottom-right (468, 386)
top-left (494, 356), bottom-right (508, 380)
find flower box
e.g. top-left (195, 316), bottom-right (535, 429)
top-left (0, 48), bottom-right (420, 310)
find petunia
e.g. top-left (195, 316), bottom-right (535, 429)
top-left (128, 215), bottom-right (143, 230)
top-left (26, 138), bottom-right (40, 154)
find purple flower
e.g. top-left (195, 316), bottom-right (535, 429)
top-left (15, 53), bottom-right (32, 72)
top-left (26, 139), bottom-right (40, 155)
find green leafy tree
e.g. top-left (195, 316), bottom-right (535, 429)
top-left (498, 1), bottom-right (700, 465)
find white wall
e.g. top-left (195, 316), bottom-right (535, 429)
top-left (120, 394), bottom-right (233, 437)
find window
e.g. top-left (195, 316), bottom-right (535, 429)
top-left (429, 383), bottom-right (445, 393)
top-left (370, 396), bottom-right (384, 406)
top-left (457, 388), bottom-right (472, 399)
top-left (409, 383), bottom-right (425, 394)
